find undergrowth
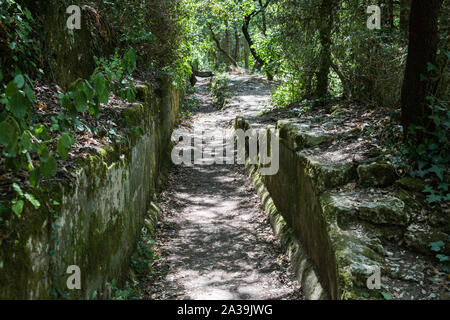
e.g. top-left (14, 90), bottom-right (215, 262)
top-left (210, 73), bottom-right (230, 109)
top-left (105, 226), bottom-right (160, 300)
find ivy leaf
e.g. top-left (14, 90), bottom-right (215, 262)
top-left (83, 80), bottom-right (94, 101)
top-left (429, 241), bottom-right (445, 252)
top-left (24, 84), bottom-right (36, 104)
top-left (57, 132), bottom-right (75, 160)
top-left (73, 90), bottom-right (88, 112)
top-left (12, 183), bottom-right (24, 197)
top-left (5, 81), bottom-right (18, 98)
top-left (38, 144), bottom-right (50, 161)
top-left (428, 143), bottom-right (439, 151)
top-left (381, 292), bottom-right (392, 300)
top-left (11, 199), bottom-right (24, 217)
top-left (29, 169), bottom-right (40, 188)
top-left (20, 131), bottom-right (32, 150)
top-left (40, 155), bottom-right (57, 178)
top-left (0, 121), bottom-right (15, 146)
top-left (429, 165), bottom-right (445, 181)
top-left (427, 193), bottom-right (443, 203)
top-left (24, 193), bottom-right (40, 209)
top-left (14, 74), bottom-right (25, 89)
top-left (92, 72), bottom-right (109, 105)
top-left (60, 93), bottom-right (71, 110)
top-left (72, 81), bottom-right (88, 112)
top-left (126, 88), bottom-right (136, 103)
top-left (436, 254), bottom-right (449, 262)
top-left (9, 90), bottom-right (30, 119)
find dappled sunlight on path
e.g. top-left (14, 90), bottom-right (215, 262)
top-left (143, 75), bottom-right (303, 300)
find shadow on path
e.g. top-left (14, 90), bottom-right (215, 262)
top-left (143, 76), bottom-right (303, 300)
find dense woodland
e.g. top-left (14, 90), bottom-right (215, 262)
top-left (0, 0), bottom-right (449, 300)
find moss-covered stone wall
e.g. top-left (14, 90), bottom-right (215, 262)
top-left (234, 116), bottom-right (443, 300)
top-left (0, 77), bottom-right (181, 299)
top-left (263, 133), bottom-right (339, 299)
top-left (234, 119), bottom-right (338, 299)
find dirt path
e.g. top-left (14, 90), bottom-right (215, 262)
top-left (142, 75), bottom-right (303, 300)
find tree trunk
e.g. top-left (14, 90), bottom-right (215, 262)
top-left (315, 0), bottom-right (333, 100)
top-left (401, 0), bottom-right (442, 139)
top-left (381, 0), bottom-right (394, 29)
top-left (244, 40), bottom-right (249, 70)
top-left (209, 25), bottom-right (238, 67)
top-left (330, 60), bottom-right (350, 99)
top-left (234, 28), bottom-right (240, 63)
top-left (224, 25), bottom-right (231, 66)
top-left (242, 1), bottom-right (273, 80)
top-left (400, 0), bottom-right (411, 34)
top-left (242, 15), bottom-right (265, 70)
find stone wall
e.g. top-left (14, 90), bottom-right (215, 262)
top-left (0, 77), bottom-right (182, 299)
top-left (234, 116), bottom-right (447, 300)
top-left (243, 154), bottom-right (329, 300)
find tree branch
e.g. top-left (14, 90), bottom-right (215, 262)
top-left (208, 24), bottom-right (238, 67)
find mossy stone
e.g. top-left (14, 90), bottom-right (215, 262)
top-left (395, 177), bottom-right (427, 192)
top-left (404, 224), bottom-right (450, 256)
top-left (357, 162), bottom-right (396, 187)
top-left (358, 197), bottom-right (409, 226)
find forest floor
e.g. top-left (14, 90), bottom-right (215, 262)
top-left (140, 75), bottom-right (304, 300)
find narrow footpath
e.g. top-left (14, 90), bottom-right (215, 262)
top-left (143, 75), bottom-right (303, 300)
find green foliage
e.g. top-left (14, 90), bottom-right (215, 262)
top-left (393, 92), bottom-right (449, 205)
top-left (0, 3), bottom-right (81, 216)
top-left (103, 227), bottom-right (159, 300)
top-left (11, 199), bottom-right (24, 217)
top-left (430, 241), bottom-right (445, 252)
top-left (59, 48), bottom-right (138, 121)
top-left (332, 7), bottom-right (406, 106)
top-left (210, 73), bottom-right (230, 109)
top-left (380, 291), bottom-right (393, 300)
top-left (106, 279), bottom-right (140, 300)
top-left (57, 132), bottom-right (76, 160)
top-left (429, 240), bottom-right (450, 273)
top-left (0, 69), bottom-right (60, 208)
top-left (100, 0), bottom-right (193, 85)
top-left (164, 58), bottom-right (192, 89)
top-left (0, 0), bottom-right (42, 78)
top-left (130, 227), bottom-right (159, 279)
top-left (181, 95), bottom-right (199, 118)
top-left (120, 30), bottom-right (155, 46)
top-left (1, 45), bottom-right (138, 218)
top-left (272, 75), bottom-right (305, 107)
